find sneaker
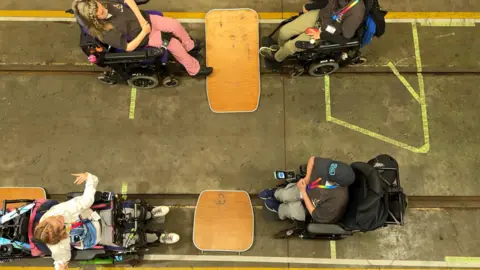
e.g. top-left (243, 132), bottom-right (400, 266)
top-left (159, 233), bottom-right (180, 244)
top-left (259, 47), bottom-right (277, 61)
top-left (190, 39), bottom-right (204, 53)
top-left (193, 67), bottom-right (213, 77)
top-left (270, 44), bottom-right (280, 51)
top-left (264, 199), bottom-right (280, 213)
top-left (151, 206), bottom-right (170, 218)
top-left (259, 188), bottom-right (277, 200)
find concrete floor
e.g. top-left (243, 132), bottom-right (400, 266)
top-left (1, 0), bottom-right (480, 268)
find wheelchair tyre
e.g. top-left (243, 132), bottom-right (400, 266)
top-left (128, 75), bottom-right (159, 89)
top-left (308, 61), bottom-right (339, 77)
top-left (162, 76), bottom-right (179, 88)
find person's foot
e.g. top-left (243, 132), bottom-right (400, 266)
top-left (151, 206), bottom-right (170, 218)
top-left (264, 199), bottom-right (280, 213)
top-left (159, 233), bottom-right (180, 244)
top-left (259, 47), bottom-right (277, 61)
top-left (194, 67), bottom-right (213, 77)
top-left (190, 39), bottom-right (204, 53)
top-left (259, 188), bottom-right (277, 200)
top-left (269, 44), bottom-right (280, 51)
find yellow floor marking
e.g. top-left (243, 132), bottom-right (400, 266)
top-left (121, 182), bottom-right (128, 200)
top-left (445, 257), bottom-right (480, 263)
top-left (324, 23), bottom-right (430, 154)
top-left (420, 20), bottom-right (476, 27)
top-left (0, 10), bottom-right (479, 20)
top-left (1, 267), bottom-right (477, 270)
top-left (387, 62), bottom-right (420, 103)
top-left (129, 87), bottom-right (137, 120)
top-left (330, 240), bottom-right (337, 259)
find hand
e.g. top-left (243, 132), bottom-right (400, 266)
top-left (57, 262), bottom-right (69, 270)
top-left (297, 179), bottom-right (307, 193)
top-left (305, 27), bottom-right (321, 40)
top-left (71, 173), bottom-right (89, 185)
top-left (141, 22), bottom-right (151, 34)
top-left (302, 5), bottom-right (309, 14)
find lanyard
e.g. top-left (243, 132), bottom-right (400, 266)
top-left (332, 0), bottom-right (360, 22)
top-left (307, 178), bottom-right (337, 190)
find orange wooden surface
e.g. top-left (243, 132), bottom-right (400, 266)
top-left (193, 190), bottom-right (254, 252)
top-left (206, 9), bottom-right (260, 113)
top-left (0, 187), bottom-right (46, 209)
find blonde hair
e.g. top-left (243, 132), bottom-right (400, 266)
top-left (33, 217), bottom-right (68, 245)
top-left (72, 0), bottom-right (114, 41)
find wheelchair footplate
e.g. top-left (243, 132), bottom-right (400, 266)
top-left (205, 9), bottom-right (260, 113)
top-left (193, 190), bottom-right (254, 252)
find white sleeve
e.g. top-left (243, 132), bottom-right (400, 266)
top-left (61, 173), bottom-right (99, 216)
top-left (49, 238), bottom-right (71, 270)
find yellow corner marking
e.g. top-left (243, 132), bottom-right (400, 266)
top-left (330, 240), bottom-right (337, 259)
top-left (129, 87), bottom-right (137, 120)
top-left (329, 116), bottom-right (429, 153)
top-left (411, 23), bottom-right (431, 152)
top-left (121, 182), bottom-right (128, 200)
top-left (387, 62), bottom-right (420, 103)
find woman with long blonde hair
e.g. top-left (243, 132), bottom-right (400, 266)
top-left (72, 0), bottom-right (213, 76)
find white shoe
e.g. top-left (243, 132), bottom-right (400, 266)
top-left (151, 206), bottom-right (170, 218)
top-left (159, 233), bottom-right (180, 244)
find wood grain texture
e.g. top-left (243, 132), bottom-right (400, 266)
top-left (206, 9), bottom-right (260, 113)
top-left (0, 187), bottom-right (46, 209)
top-left (193, 190), bottom-right (254, 252)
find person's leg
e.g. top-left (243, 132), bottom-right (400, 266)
top-left (274, 33), bottom-right (311, 62)
top-left (167, 38), bottom-right (201, 76)
top-left (149, 15), bottom-right (195, 51)
top-left (274, 183), bottom-right (301, 203)
top-left (276, 10), bottom-right (320, 46)
top-left (278, 201), bottom-right (306, 221)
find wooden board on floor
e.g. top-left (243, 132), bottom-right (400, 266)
top-left (205, 9), bottom-right (260, 113)
top-left (193, 190), bottom-right (254, 252)
top-left (0, 187), bottom-right (46, 209)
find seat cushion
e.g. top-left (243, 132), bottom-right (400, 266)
top-left (307, 223), bottom-right (350, 235)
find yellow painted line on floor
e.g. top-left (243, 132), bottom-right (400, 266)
top-left (2, 268), bottom-right (478, 270)
top-left (329, 240), bottom-right (337, 259)
top-left (0, 10), bottom-right (479, 20)
top-left (129, 87), bottom-right (137, 120)
top-left (446, 257), bottom-right (480, 263)
top-left (387, 62), bottom-right (420, 103)
top-left (121, 182), bottom-right (128, 200)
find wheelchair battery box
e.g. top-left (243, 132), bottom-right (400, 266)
top-left (274, 170), bottom-right (296, 181)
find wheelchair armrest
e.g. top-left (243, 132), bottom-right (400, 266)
top-left (70, 249), bottom-right (106, 261)
top-left (307, 223), bottom-right (352, 235)
top-left (104, 47), bottom-right (165, 64)
top-left (295, 40), bottom-right (315, 50)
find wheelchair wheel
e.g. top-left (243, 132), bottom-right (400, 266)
top-left (308, 61), bottom-right (339, 77)
top-left (127, 75), bottom-right (159, 90)
top-left (162, 76), bottom-right (179, 88)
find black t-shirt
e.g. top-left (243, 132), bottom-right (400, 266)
top-left (101, 2), bottom-right (151, 50)
top-left (306, 157), bottom-right (349, 223)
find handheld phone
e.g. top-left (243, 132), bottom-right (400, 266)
top-left (274, 170), bottom-right (296, 181)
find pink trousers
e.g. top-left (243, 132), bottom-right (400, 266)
top-left (148, 15), bottom-right (200, 75)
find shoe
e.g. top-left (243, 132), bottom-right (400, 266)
top-left (193, 67), bottom-right (213, 77)
top-left (159, 233), bottom-right (180, 244)
top-left (259, 188), bottom-right (277, 200)
top-left (190, 39), bottom-right (204, 53)
top-left (151, 206), bottom-right (170, 218)
top-left (270, 44), bottom-right (280, 51)
top-left (264, 199), bottom-right (280, 213)
top-left (259, 47), bottom-right (277, 61)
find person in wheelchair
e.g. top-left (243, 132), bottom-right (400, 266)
top-left (33, 172), bottom-right (178, 270)
top-left (260, 156), bottom-right (354, 223)
top-left (259, 0), bottom-right (365, 63)
top-left (72, 0), bottom-right (213, 77)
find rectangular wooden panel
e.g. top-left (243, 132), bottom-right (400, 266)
top-left (206, 9), bottom-right (260, 113)
top-left (0, 187), bottom-right (46, 209)
top-left (193, 190), bottom-right (254, 252)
